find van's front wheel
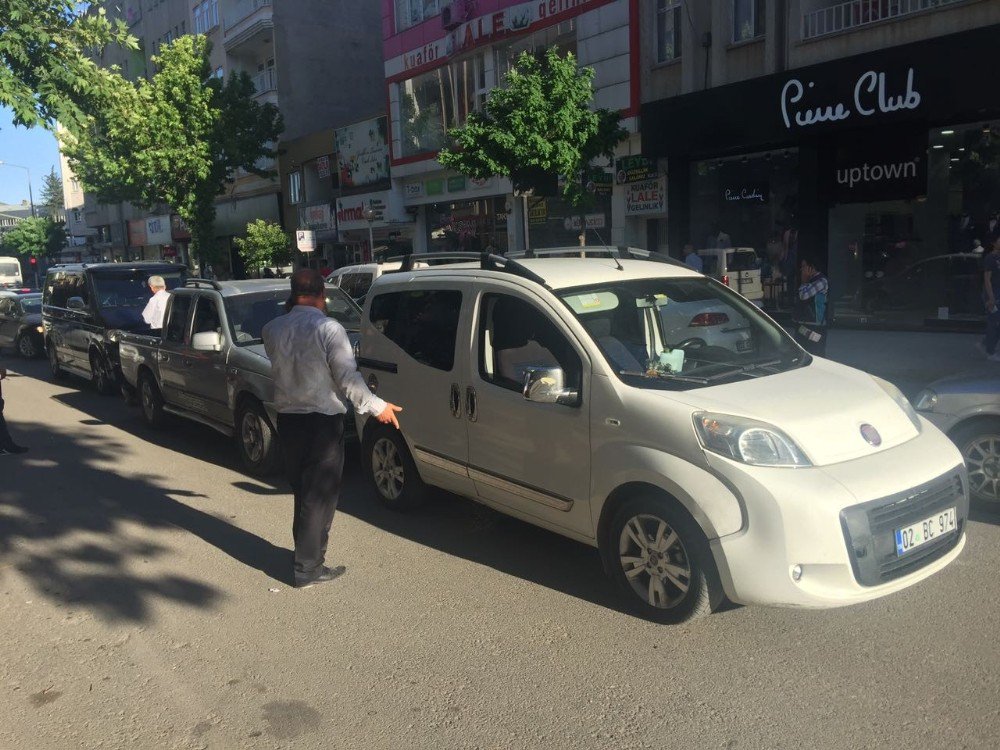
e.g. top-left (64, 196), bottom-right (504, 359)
top-left (605, 495), bottom-right (721, 624)
top-left (362, 425), bottom-right (426, 510)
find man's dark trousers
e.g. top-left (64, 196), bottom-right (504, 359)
top-left (277, 412), bottom-right (345, 579)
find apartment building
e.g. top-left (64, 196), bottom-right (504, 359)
top-left (380, 0), bottom-right (642, 256)
top-left (72, 0), bottom-right (384, 275)
top-left (639, 0), bottom-right (1000, 329)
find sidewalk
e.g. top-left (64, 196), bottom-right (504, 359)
top-left (825, 328), bottom-right (989, 396)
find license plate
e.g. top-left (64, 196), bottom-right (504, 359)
top-left (735, 338), bottom-right (753, 352)
top-left (894, 507), bottom-right (957, 556)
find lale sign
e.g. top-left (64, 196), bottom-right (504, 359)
top-left (625, 177), bottom-right (666, 216)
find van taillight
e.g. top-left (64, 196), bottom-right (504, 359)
top-left (690, 312), bottom-right (730, 327)
top-left (722, 275), bottom-right (730, 286)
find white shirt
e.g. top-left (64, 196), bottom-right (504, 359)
top-left (261, 305), bottom-right (386, 417)
top-left (142, 289), bottom-right (170, 329)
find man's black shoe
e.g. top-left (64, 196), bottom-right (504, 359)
top-left (0, 445), bottom-right (27, 455)
top-left (294, 565), bottom-right (346, 589)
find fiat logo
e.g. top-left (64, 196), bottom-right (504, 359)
top-left (860, 424), bottom-right (882, 446)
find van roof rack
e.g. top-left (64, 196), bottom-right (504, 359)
top-left (389, 252), bottom-right (549, 287)
top-left (508, 246), bottom-right (686, 268)
top-left (185, 278), bottom-right (223, 290)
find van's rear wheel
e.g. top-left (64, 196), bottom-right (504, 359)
top-left (605, 494), bottom-right (721, 624)
top-left (362, 425), bottom-right (426, 510)
top-left (139, 371), bottom-right (166, 428)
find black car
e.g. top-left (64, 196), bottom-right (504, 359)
top-left (42, 263), bottom-right (187, 394)
top-left (0, 292), bottom-right (44, 358)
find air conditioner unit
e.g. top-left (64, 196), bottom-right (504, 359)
top-left (441, 3), bottom-right (460, 30)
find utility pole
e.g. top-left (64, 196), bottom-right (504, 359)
top-left (0, 162), bottom-right (36, 217)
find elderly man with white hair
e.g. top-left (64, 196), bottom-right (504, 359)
top-left (141, 275), bottom-right (170, 330)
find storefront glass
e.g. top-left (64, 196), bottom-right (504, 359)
top-left (426, 198), bottom-right (508, 254)
top-left (526, 191), bottom-right (614, 248)
top-left (829, 121), bottom-right (1000, 328)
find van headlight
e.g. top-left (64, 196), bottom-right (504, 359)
top-left (912, 389), bottom-right (938, 412)
top-left (873, 377), bottom-right (922, 431)
top-left (693, 413), bottom-right (811, 467)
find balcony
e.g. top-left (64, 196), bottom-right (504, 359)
top-left (802, 0), bottom-right (968, 40)
top-left (252, 67), bottom-right (278, 105)
top-left (224, 0), bottom-right (273, 52)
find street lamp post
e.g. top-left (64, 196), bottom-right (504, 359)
top-left (362, 203), bottom-right (376, 262)
top-left (0, 161), bottom-right (36, 218)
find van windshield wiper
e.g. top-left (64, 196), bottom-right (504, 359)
top-left (619, 370), bottom-right (711, 385)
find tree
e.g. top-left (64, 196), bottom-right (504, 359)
top-left (40, 166), bottom-right (63, 212)
top-left (61, 35), bottom-right (284, 265)
top-left (234, 219), bottom-right (289, 277)
top-left (0, 216), bottom-right (65, 258)
top-left (438, 47), bottom-right (626, 246)
top-left (0, 1), bottom-right (137, 132)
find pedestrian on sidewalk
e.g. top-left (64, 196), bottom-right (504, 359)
top-left (683, 244), bottom-right (703, 272)
top-left (0, 367), bottom-right (28, 455)
top-left (793, 256), bottom-right (830, 357)
top-left (980, 237), bottom-right (1000, 362)
top-left (262, 269), bottom-right (403, 589)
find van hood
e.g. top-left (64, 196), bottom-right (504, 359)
top-left (664, 358), bottom-right (920, 466)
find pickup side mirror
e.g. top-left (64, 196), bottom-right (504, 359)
top-left (522, 366), bottom-right (578, 406)
top-left (67, 296), bottom-right (87, 311)
top-left (192, 331), bottom-right (223, 352)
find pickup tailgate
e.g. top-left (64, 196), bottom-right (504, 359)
top-left (118, 333), bottom-right (162, 387)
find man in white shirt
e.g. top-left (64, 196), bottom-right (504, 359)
top-left (141, 275), bottom-right (170, 330)
top-left (262, 269), bottom-right (402, 589)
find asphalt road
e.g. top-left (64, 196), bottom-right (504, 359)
top-left (1, 356), bottom-right (999, 750)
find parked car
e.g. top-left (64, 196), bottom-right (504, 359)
top-left (42, 262), bottom-right (187, 394)
top-left (327, 261), bottom-right (416, 306)
top-left (0, 292), bottom-right (44, 358)
top-left (118, 279), bottom-right (362, 475)
top-left (858, 253), bottom-right (983, 317)
top-left (696, 247), bottom-right (764, 306)
top-left (913, 372), bottom-right (1000, 504)
top-left (355, 248), bottom-right (967, 624)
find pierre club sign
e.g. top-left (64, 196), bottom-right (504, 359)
top-left (780, 67), bottom-right (921, 131)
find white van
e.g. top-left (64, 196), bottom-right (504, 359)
top-left (326, 262), bottom-right (403, 305)
top-left (697, 247), bottom-right (763, 306)
top-left (356, 248), bottom-right (967, 624)
top-left (0, 256), bottom-right (23, 289)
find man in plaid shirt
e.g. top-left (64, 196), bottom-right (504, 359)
top-left (794, 257), bottom-right (829, 356)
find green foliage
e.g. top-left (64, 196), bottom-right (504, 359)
top-left (40, 166), bottom-right (63, 211)
top-left (0, 1), bottom-right (137, 132)
top-left (61, 35), bottom-right (284, 264)
top-left (438, 47), bottom-right (626, 210)
top-left (234, 219), bottom-right (289, 276)
top-left (0, 216), bottom-right (65, 258)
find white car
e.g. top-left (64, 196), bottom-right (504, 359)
top-left (327, 261), bottom-right (407, 305)
top-left (697, 247), bottom-right (764, 306)
top-left (356, 248), bottom-right (968, 623)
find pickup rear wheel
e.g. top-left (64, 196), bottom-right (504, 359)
top-left (362, 424), bottom-right (427, 510)
top-left (139, 371), bottom-right (166, 428)
top-left (90, 350), bottom-right (117, 396)
top-left (236, 400), bottom-right (280, 476)
top-left (605, 494), bottom-right (721, 624)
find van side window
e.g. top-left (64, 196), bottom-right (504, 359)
top-left (478, 294), bottom-right (582, 395)
top-left (70, 273), bottom-right (90, 304)
top-left (369, 290), bottom-right (462, 371)
top-left (45, 272), bottom-right (78, 308)
top-left (165, 295), bottom-right (193, 343)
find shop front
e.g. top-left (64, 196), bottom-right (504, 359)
top-left (127, 214), bottom-right (190, 267)
top-left (402, 174), bottom-right (515, 254)
top-left (642, 24), bottom-right (1000, 330)
top-left (335, 189), bottom-right (415, 265)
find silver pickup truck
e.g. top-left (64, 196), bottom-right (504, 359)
top-left (118, 278), bottom-right (363, 475)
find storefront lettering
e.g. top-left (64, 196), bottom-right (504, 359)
top-left (780, 68), bottom-right (921, 130)
top-left (837, 158), bottom-right (919, 189)
top-left (724, 187), bottom-right (765, 203)
top-left (404, 42), bottom-right (441, 70)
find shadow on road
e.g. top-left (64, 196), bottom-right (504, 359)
top-left (970, 502), bottom-right (1000, 527)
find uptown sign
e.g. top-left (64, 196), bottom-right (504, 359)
top-left (780, 68), bottom-right (921, 130)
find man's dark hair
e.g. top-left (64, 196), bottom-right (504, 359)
top-left (800, 256), bottom-right (823, 273)
top-left (290, 268), bottom-right (325, 299)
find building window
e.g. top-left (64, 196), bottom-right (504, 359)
top-left (288, 171), bottom-right (302, 205)
top-left (394, 0), bottom-right (440, 33)
top-left (733, 0), bottom-right (765, 43)
top-left (214, 66), bottom-right (224, 79)
top-left (193, 0), bottom-right (218, 34)
top-left (656, 1), bottom-right (682, 63)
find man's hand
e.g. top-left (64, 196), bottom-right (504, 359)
top-left (376, 403), bottom-right (403, 429)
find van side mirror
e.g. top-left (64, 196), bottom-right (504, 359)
top-left (523, 367), bottom-right (578, 406)
top-left (192, 331), bottom-right (223, 352)
top-left (67, 296), bottom-right (87, 311)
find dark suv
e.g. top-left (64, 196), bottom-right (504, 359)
top-left (42, 262), bottom-right (187, 394)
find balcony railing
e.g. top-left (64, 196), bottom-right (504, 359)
top-left (802, 0), bottom-right (967, 40)
top-left (225, 0), bottom-right (272, 32)
top-left (253, 67), bottom-right (276, 95)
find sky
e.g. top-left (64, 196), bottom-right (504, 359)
top-left (0, 105), bottom-right (64, 207)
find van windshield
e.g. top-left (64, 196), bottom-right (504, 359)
top-left (93, 270), bottom-right (186, 329)
top-left (559, 277), bottom-right (806, 390)
top-left (0, 263), bottom-right (20, 277)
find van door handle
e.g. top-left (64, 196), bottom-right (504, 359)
top-left (449, 383), bottom-right (462, 419)
top-left (465, 386), bottom-right (478, 423)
